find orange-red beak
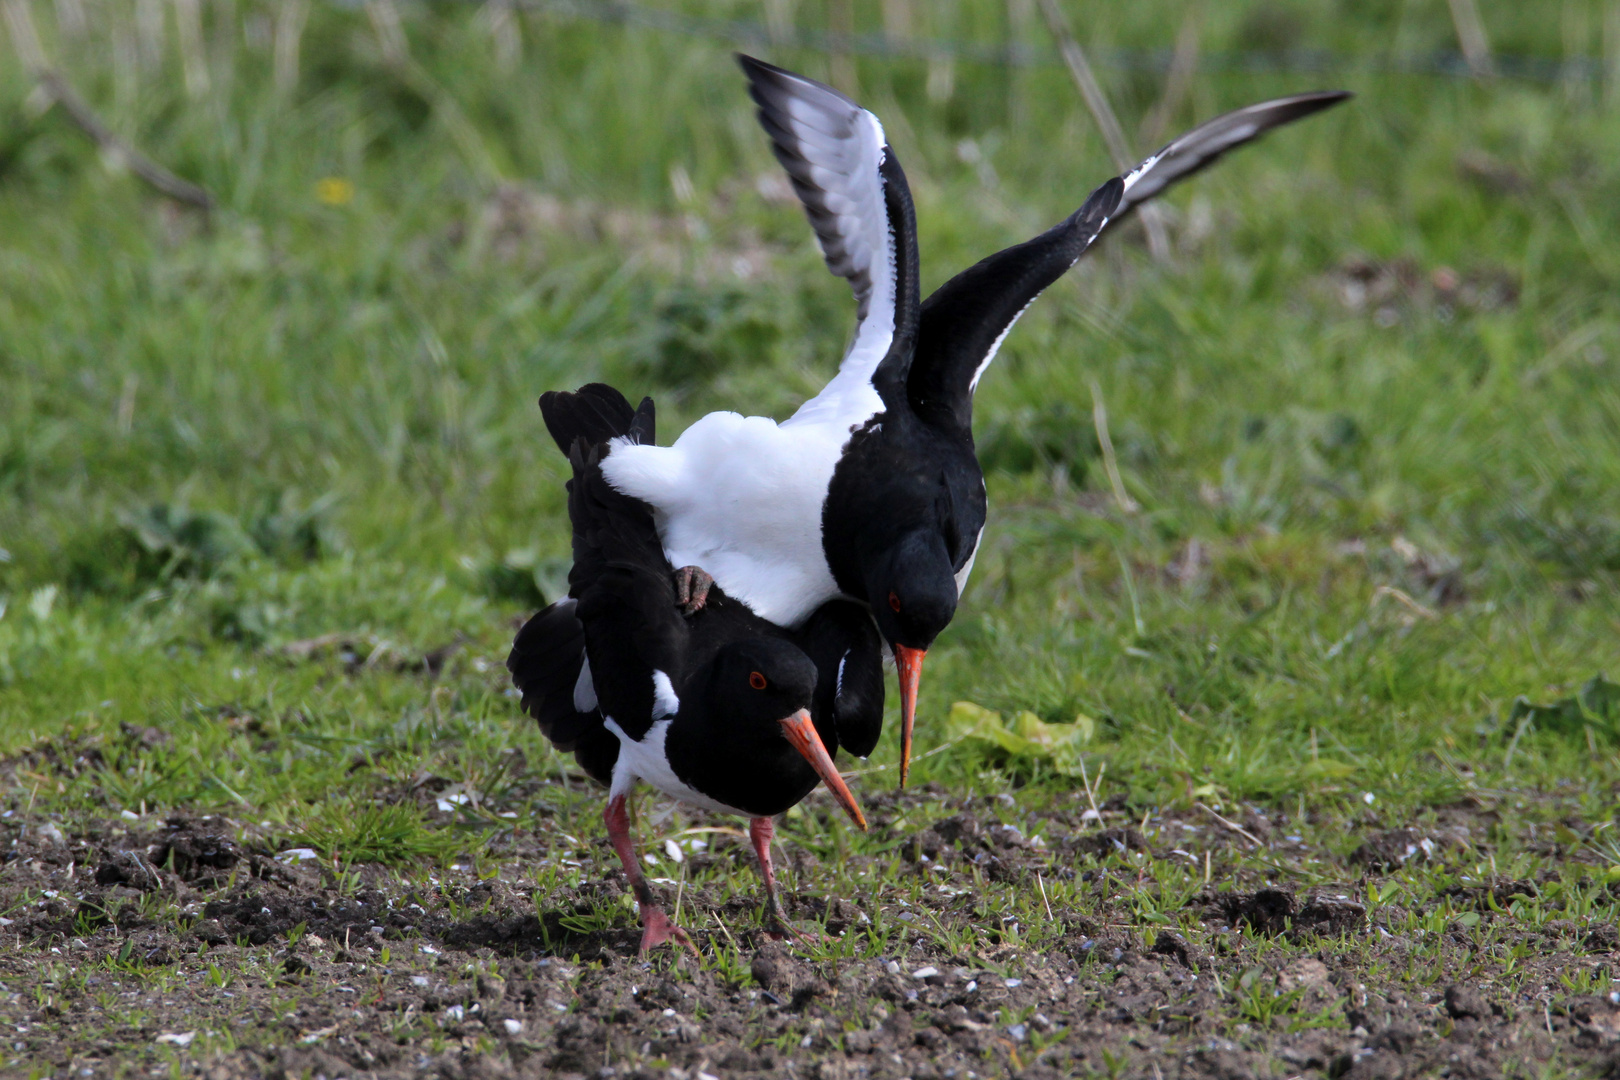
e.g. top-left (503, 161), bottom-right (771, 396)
top-left (778, 709), bottom-right (867, 830)
top-left (894, 645), bottom-right (926, 789)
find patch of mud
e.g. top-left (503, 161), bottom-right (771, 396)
top-left (1, 779), bottom-right (1618, 1078)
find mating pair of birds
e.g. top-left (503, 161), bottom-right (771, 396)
top-left (508, 56), bottom-right (1348, 952)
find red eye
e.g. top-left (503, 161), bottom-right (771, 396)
top-left (888, 591), bottom-right (901, 613)
top-left (749, 671), bottom-right (767, 690)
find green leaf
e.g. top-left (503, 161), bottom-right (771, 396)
top-left (1501, 674), bottom-right (1620, 743)
top-left (947, 701), bottom-right (1095, 774)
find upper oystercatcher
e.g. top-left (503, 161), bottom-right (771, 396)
top-left (508, 387), bottom-right (883, 951)
top-left (595, 56), bottom-right (1350, 784)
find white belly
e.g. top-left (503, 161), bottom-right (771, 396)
top-left (604, 716), bottom-right (748, 816)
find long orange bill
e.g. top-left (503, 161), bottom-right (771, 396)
top-left (893, 645), bottom-right (926, 790)
top-left (778, 708), bottom-right (867, 831)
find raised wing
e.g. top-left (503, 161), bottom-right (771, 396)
top-left (907, 178), bottom-right (1122, 435)
top-left (1120, 91), bottom-right (1351, 213)
top-left (909, 90), bottom-right (1351, 436)
top-left (739, 55), bottom-right (918, 408)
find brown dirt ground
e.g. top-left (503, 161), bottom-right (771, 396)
top-left (3, 783), bottom-right (1619, 1079)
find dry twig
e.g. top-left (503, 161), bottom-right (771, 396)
top-left (1035, 0), bottom-right (1170, 261)
top-left (1446, 0), bottom-right (1496, 80)
top-left (2, 0), bottom-right (213, 211)
top-left (1196, 802), bottom-right (1263, 849)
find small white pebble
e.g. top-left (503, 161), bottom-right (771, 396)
top-left (911, 966), bottom-right (939, 980)
top-left (502, 1018), bottom-right (523, 1035)
top-left (663, 839), bottom-right (684, 863)
top-left (1004, 978), bottom-right (1022, 988)
top-left (411, 976), bottom-right (429, 987)
top-left (885, 961), bottom-right (900, 975)
top-left (662, 1008), bottom-right (676, 1017)
top-left (445, 1005), bottom-right (464, 1022)
top-left (965, 980), bottom-right (977, 993)
top-left (418, 944), bottom-right (439, 955)
top-left (1363, 791), bottom-right (1376, 804)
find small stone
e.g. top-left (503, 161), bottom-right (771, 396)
top-left (502, 1018), bottom-right (523, 1035)
top-left (1279, 958), bottom-right (1332, 992)
top-left (911, 966), bottom-right (939, 980)
top-left (30, 823), bottom-right (66, 846)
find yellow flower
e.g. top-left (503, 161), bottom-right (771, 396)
top-left (315, 177), bottom-right (354, 206)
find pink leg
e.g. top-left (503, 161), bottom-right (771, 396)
top-left (605, 795), bottom-right (696, 956)
top-left (751, 816), bottom-right (821, 943)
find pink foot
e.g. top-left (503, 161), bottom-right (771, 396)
top-left (762, 919), bottom-right (826, 946)
top-left (673, 566), bottom-right (713, 615)
top-left (639, 906), bottom-right (698, 956)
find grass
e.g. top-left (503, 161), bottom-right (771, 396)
top-left (0, 0), bottom-right (1618, 1075)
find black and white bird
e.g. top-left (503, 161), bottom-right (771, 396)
top-left (508, 385), bottom-right (884, 951)
top-left (593, 56), bottom-right (1350, 784)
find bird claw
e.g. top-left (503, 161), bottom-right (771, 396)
top-left (639, 906), bottom-right (699, 957)
top-left (673, 565), bottom-right (714, 615)
top-left (762, 920), bottom-right (826, 946)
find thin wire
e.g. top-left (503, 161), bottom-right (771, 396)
top-left (336, 0), bottom-right (1617, 84)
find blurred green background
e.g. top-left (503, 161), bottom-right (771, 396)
top-left (0, 0), bottom-right (1616, 820)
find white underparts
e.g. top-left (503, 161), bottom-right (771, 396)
top-left (604, 716), bottom-right (746, 815)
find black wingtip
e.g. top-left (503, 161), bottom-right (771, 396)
top-left (736, 52), bottom-right (861, 110)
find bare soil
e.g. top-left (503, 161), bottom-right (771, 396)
top-left (3, 782), bottom-right (1619, 1079)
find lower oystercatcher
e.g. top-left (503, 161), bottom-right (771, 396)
top-left (508, 390), bottom-right (883, 951)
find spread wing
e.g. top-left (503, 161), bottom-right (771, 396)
top-left (1120, 91), bottom-right (1351, 212)
top-left (739, 55), bottom-right (919, 409)
top-left (908, 90), bottom-right (1351, 436)
top-left (907, 178), bottom-right (1122, 435)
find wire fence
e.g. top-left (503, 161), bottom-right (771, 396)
top-left (388, 0), bottom-right (1619, 84)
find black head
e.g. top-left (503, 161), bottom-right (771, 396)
top-left (706, 638), bottom-right (818, 725)
top-left (865, 530), bottom-right (958, 652)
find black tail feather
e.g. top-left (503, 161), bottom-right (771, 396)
top-left (538, 383), bottom-right (656, 456)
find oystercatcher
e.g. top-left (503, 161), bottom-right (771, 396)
top-left (594, 56), bottom-right (1350, 785)
top-left (508, 387), bottom-right (882, 951)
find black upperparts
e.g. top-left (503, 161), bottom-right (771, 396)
top-left (566, 438), bottom-right (686, 740)
top-left (795, 600), bottom-right (886, 758)
top-left (539, 383), bottom-right (655, 456)
top-left (507, 598), bottom-right (620, 786)
top-left (507, 598), bottom-right (590, 748)
top-left (906, 177), bottom-right (1123, 436)
top-left (869, 151), bottom-right (922, 399)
